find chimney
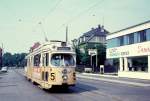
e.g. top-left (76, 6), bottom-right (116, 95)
top-left (98, 24), bottom-right (101, 28)
top-left (91, 27), bottom-right (94, 30)
top-left (101, 25), bottom-right (104, 32)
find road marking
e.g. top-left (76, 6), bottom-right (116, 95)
top-left (76, 86), bottom-right (123, 101)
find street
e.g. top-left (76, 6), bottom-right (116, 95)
top-left (0, 70), bottom-right (150, 101)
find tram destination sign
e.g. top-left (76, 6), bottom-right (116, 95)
top-left (57, 47), bottom-right (71, 51)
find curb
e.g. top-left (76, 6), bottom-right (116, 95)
top-left (81, 73), bottom-right (118, 78)
top-left (77, 74), bottom-right (150, 87)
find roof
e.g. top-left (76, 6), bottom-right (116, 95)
top-left (110, 20), bottom-right (150, 35)
top-left (82, 26), bottom-right (108, 37)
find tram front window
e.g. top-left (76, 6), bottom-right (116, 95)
top-left (51, 54), bottom-right (75, 67)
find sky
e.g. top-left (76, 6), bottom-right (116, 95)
top-left (0, 0), bottom-right (150, 53)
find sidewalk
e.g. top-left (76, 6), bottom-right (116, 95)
top-left (77, 72), bottom-right (150, 87)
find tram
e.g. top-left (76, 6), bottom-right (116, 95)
top-left (25, 40), bottom-right (76, 89)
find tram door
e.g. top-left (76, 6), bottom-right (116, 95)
top-left (27, 56), bottom-right (32, 79)
top-left (41, 53), bottom-right (49, 82)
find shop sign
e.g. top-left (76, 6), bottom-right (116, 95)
top-left (108, 48), bottom-right (129, 57)
top-left (137, 45), bottom-right (150, 54)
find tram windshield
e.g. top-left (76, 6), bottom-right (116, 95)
top-left (51, 54), bottom-right (75, 67)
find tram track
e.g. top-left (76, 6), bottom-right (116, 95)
top-left (45, 85), bottom-right (124, 101)
top-left (15, 69), bottom-right (124, 101)
top-left (74, 85), bottom-right (124, 101)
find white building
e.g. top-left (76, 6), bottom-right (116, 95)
top-left (106, 20), bottom-right (150, 79)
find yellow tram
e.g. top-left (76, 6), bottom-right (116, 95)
top-left (25, 40), bottom-right (76, 89)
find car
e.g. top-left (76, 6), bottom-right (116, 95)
top-left (1, 67), bottom-right (8, 72)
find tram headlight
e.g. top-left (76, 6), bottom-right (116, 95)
top-left (62, 69), bottom-right (67, 74)
top-left (62, 75), bottom-right (68, 80)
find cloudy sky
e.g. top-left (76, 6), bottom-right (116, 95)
top-left (0, 0), bottom-right (150, 53)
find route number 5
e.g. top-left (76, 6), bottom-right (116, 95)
top-left (50, 73), bottom-right (55, 81)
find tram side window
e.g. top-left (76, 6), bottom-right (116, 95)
top-left (34, 54), bottom-right (41, 67)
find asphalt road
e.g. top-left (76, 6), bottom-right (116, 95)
top-left (0, 70), bottom-right (150, 101)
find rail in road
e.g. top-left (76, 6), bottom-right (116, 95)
top-left (14, 69), bottom-right (123, 101)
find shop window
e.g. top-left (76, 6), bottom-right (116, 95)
top-left (130, 56), bottom-right (148, 72)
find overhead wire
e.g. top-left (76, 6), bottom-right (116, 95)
top-left (65, 0), bottom-right (105, 25)
top-left (41, 0), bottom-right (63, 22)
top-left (33, 0), bottom-right (63, 40)
top-left (34, 0), bottom-right (105, 41)
top-left (54, 0), bottom-right (105, 35)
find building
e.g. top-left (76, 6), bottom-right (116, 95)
top-left (72, 25), bottom-right (108, 52)
top-left (106, 20), bottom-right (150, 79)
top-left (72, 25), bottom-right (108, 70)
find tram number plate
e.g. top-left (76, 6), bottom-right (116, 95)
top-left (50, 73), bottom-right (56, 81)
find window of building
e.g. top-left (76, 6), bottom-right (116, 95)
top-left (134, 32), bottom-right (138, 43)
top-left (83, 36), bottom-right (86, 42)
top-left (107, 38), bottom-right (119, 48)
top-left (138, 30), bottom-right (146, 42)
top-left (128, 33), bottom-right (134, 44)
top-left (146, 29), bottom-right (150, 41)
top-left (124, 35), bottom-right (129, 45)
top-left (107, 28), bottom-right (150, 48)
top-left (119, 36), bottom-right (124, 46)
top-left (129, 56), bottom-right (148, 72)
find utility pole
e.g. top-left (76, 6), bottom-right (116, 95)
top-left (0, 43), bottom-right (3, 68)
top-left (38, 22), bottom-right (48, 42)
top-left (66, 26), bottom-right (68, 43)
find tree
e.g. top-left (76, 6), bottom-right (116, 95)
top-left (74, 43), bottom-right (106, 67)
top-left (96, 43), bottom-right (106, 65)
top-left (75, 47), bottom-right (82, 65)
top-left (2, 52), bottom-right (13, 67)
top-left (2, 52), bottom-right (27, 67)
top-left (80, 46), bottom-right (90, 65)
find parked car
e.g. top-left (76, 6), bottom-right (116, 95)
top-left (1, 67), bottom-right (8, 72)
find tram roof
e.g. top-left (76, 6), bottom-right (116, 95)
top-left (26, 40), bottom-right (74, 58)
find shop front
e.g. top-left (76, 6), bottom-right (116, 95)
top-left (107, 41), bottom-right (150, 79)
